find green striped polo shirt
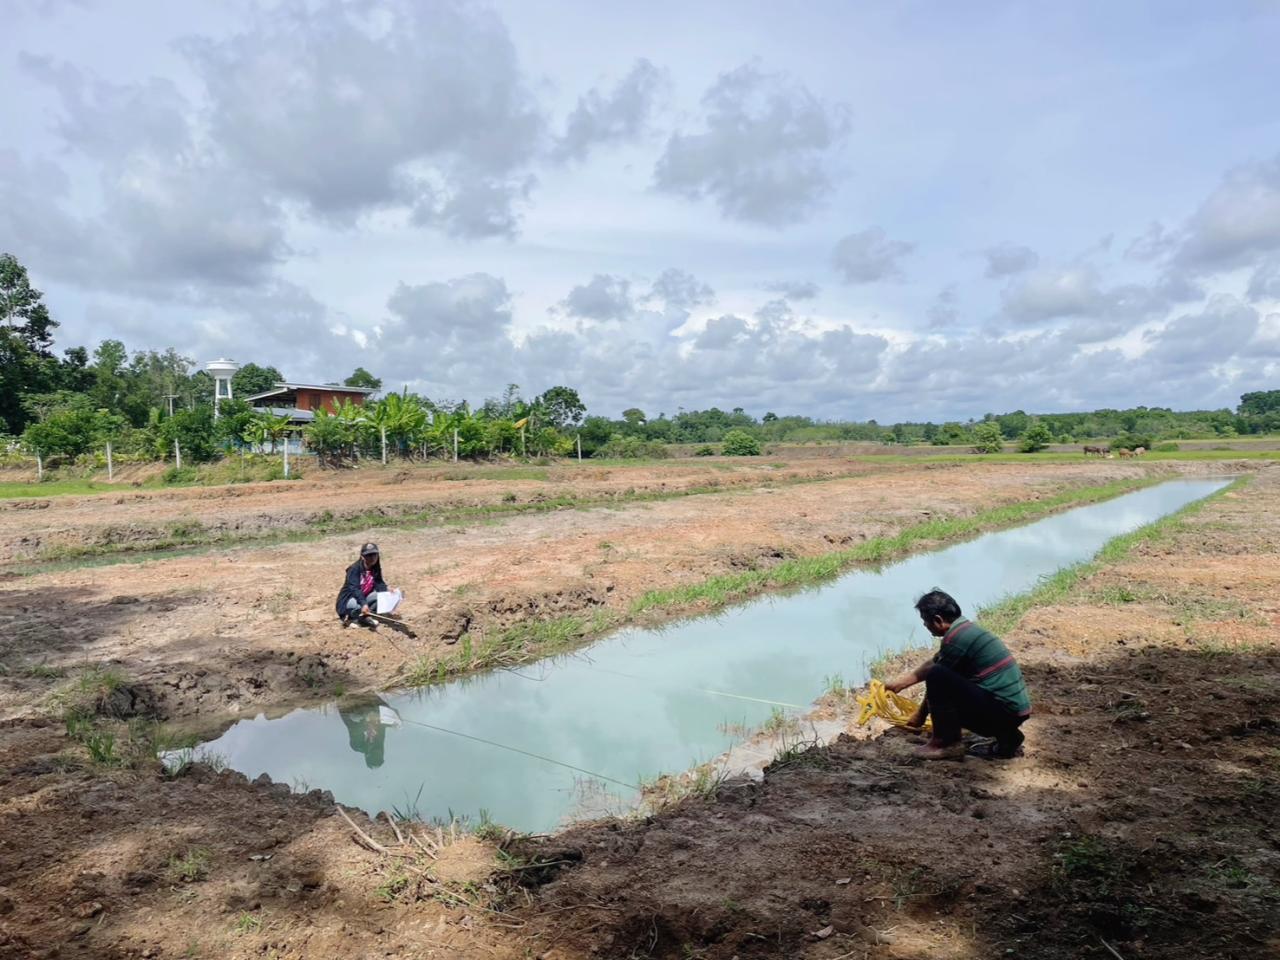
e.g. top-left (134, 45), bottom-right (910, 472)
top-left (933, 618), bottom-right (1032, 717)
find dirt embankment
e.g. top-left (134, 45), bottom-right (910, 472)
top-left (0, 459), bottom-right (1167, 725)
top-left (0, 459), bottom-right (1275, 959)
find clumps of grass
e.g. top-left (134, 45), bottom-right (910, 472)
top-left (232, 911), bottom-right (262, 934)
top-left (1107, 692), bottom-right (1150, 723)
top-left (374, 866), bottom-right (412, 902)
top-left (823, 673), bottom-right (847, 698)
top-left (1051, 834), bottom-right (1130, 899)
top-left (641, 763), bottom-right (729, 811)
top-left (403, 610), bottom-right (617, 686)
top-left (55, 665), bottom-right (129, 721)
top-left (1205, 857), bottom-right (1269, 892)
top-left (760, 706), bottom-right (800, 737)
top-left (168, 847), bottom-right (212, 883)
top-left (66, 717), bottom-right (118, 765)
top-left (768, 731), bottom-right (830, 772)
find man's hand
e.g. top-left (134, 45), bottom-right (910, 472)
top-left (884, 660), bottom-right (934, 695)
top-left (361, 604), bottom-right (371, 616)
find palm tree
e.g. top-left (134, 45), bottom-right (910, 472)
top-left (243, 412), bottom-right (291, 453)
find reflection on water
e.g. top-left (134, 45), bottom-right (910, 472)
top-left (195, 479), bottom-right (1229, 832)
top-left (338, 699), bottom-right (399, 769)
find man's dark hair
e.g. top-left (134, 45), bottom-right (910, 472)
top-left (915, 588), bottom-right (962, 623)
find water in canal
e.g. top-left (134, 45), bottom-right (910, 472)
top-left (192, 479), bottom-right (1229, 831)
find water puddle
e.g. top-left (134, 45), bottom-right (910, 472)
top-left (190, 479), bottom-right (1229, 831)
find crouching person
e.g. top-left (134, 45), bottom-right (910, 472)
top-left (885, 588), bottom-right (1031, 760)
top-left (336, 542), bottom-right (389, 628)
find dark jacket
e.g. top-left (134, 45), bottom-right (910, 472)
top-left (335, 558), bottom-right (387, 619)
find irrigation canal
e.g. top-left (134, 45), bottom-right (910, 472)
top-left (187, 478), bottom-right (1230, 831)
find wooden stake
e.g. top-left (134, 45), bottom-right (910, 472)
top-left (106, 440), bottom-right (113, 480)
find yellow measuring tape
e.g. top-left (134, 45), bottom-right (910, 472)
top-left (854, 679), bottom-right (932, 732)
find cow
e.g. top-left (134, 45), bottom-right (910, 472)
top-left (1117, 448), bottom-right (1136, 458)
top-left (1133, 446), bottom-right (1147, 456)
top-left (1083, 445), bottom-right (1109, 456)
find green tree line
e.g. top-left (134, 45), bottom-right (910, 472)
top-left (3, 251), bottom-right (1278, 469)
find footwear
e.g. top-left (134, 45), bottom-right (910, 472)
top-left (357, 615), bottom-right (378, 629)
top-left (968, 739), bottom-right (1025, 760)
top-left (914, 742), bottom-right (967, 761)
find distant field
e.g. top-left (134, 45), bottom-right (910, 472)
top-left (0, 436), bottom-right (1277, 499)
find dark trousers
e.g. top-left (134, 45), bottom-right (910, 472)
top-left (924, 663), bottom-right (1025, 754)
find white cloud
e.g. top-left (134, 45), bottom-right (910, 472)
top-left (1141, 294), bottom-right (1258, 367)
top-left (832, 227), bottom-right (914, 284)
top-left (1173, 155), bottom-right (1280, 271)
top-left (9, 62), bottom-right (289, 292)
top-left (983, 242), bottom-right (1039, 278)
top-left (653, 62), bottom-right (850, 226)
top-left (552, 59), bottom-right (666, 163)
top-left (763, 279), bottom-right (819, 300)
top-left (183, 0), bottom-right (543, 238)
top-left (645, 268), bottom-right (714, 310)
top-left (559, 274), bottom-right (634, 322)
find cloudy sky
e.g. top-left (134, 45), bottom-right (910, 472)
top-left (3, 0), bottom-right (1280, 421)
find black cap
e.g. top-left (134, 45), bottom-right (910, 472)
top-left (360, 542), bottom-right (380, 557)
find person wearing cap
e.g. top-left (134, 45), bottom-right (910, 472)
top-left (336, 542), bottom-right (390, 627)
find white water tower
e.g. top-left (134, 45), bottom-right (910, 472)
top-left (205, 358), bottom-right (240, 417)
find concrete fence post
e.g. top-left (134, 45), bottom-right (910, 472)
top-left (106, 440), bottom-right (113, 481)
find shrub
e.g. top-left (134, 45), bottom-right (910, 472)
top-left (1018, 420), bottom-right (1053, 453)
top-left (162, 466), bottom-right (198, 485)
top-left (693, 445), bottom-right (716, 456)
top-left (721, 429), bottom-right (761, 456)
top-left (592, 434), bottom-right (669, 459)
top-left (1112, 432), bottom-right (1153, 452)
top-left (1153, 441), bottom-right (1180, 452)
top-left (972, 422), bottom-right (1004, 454)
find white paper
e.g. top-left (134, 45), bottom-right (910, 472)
top-left (378, 705), bottom-right (401, 727)
top-left (375, 589), bottom-right (403, 615)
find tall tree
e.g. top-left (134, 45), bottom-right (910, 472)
top-left (232, 363), bottom-right (283, 398)
top-left (0, 253), bottom-right (57, 352)
top-left (344, 367), bottom-right (382, 391)
top-left (0, 254), bottom-right (62, 434)
top-left (535, 385), bottom-right (586, 430)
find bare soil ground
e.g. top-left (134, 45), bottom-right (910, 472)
top-left (0, 457), bottom-right (1275, 959)
top-left (0, 458), bottom-right (1183, 725)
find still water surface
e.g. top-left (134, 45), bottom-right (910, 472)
top-left (196, 479), bottom-right (1228, 831)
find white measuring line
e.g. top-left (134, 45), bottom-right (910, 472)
top-left (394, 715), bottom-right (640, 791)
top-left (509, 660), bottom-right (808, 710)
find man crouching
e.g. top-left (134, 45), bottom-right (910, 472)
top-left (885, 588), bottom-right (1031, 760)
